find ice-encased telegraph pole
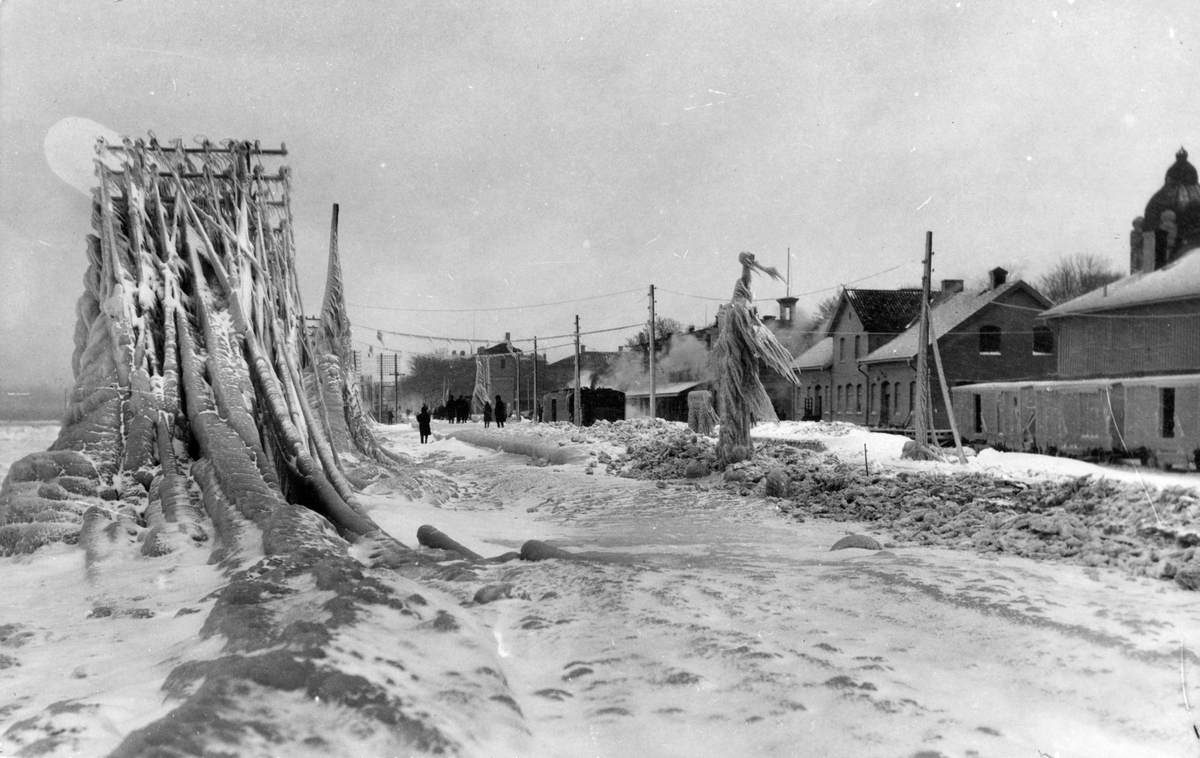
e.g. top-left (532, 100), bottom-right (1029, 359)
top-left (914, 232), bottom-right (932, 448)
top-left (648, 284), bottom-right (656, 419)
top-left (574, 316), bottom-right (582, 425)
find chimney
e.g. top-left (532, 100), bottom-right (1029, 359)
top-left (988, 267), bottom-right (1008, 289)
top-left (940, 279), bottom-right (964, 294)
top-left (1130, 216), bottom-right (1144, 273)
top-left (504, 332), bottom-right (511, 342)
top-left (776, 296), bottom-right (798, 324)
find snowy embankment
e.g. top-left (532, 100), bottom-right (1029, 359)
top-left (426, 417), bottom-right (1200, 590)
top-left (434, 425), bottom-right (588, 465)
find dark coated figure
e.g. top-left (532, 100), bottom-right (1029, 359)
top-left (494, 395), bottom-right (507, 428)
top-left (417, 404), bottom-right (432, 444)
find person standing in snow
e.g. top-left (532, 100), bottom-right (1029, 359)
top-left (417, 404), bottom-right (432, 444)
top-left (483, 400), bottom-right (493, 428)
top-left (494, 395), bottom-right (507, 428)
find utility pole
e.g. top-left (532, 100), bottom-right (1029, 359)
top-left (648, 284), bottom-right (657, 419)
top-left (786, 247), bottom-right (791, 298)
top-left (378, 351), bottom-right (385, 422)
top-left (392, 353), bottom-right (399, 423)
top-left (513, 341), bottom-right (521, 422)
top-left (573, 316), bottom-right (582, 426)
top-left (914, 232), bottom-right (933, 449)
top-left (532, 336), bottom-right (539, 425)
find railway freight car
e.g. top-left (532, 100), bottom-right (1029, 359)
top-left (952, 375), bottom-right (1200, 470)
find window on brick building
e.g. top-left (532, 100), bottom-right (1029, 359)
top-left (1161, 388), bottom-right (1176, 438)
top-left (1032, 327), bottom-right (1054, 355)
top-left (979, 325), bottom-right (1001, 354)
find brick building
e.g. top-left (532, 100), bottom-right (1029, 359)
top-left (793, 272), bottom-right (1056, 430)
top-left (859, 270), bottom-right (1055, 428)
top-left (951, 147), bottom-right (1200, 468)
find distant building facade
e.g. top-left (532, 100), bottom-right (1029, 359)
top-left (952, 147), bottom-right (1200, 469)
top-left (793, 272), bottom-right (1056, 430)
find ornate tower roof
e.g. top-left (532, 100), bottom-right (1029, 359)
top-left (1143, 147), bottom-right (1200, 256)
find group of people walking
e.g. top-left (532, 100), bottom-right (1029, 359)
top-left (415, 394), bottom-right (508, 444)
top-left (443, 395), bottom-right (472, 423)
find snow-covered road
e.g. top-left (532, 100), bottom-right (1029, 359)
top-left (2, 419), bottom-right (1197, 757)
top-left (365, 421), bottom-right (1200, 758)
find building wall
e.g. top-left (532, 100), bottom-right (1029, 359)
top-left (953, 378), bottom-right (1199, 469)
top-left (863, 290), bottom-right (1056, 429)
top-left (1051, 300), bottom-right (1200, 378)
top-left (937, 289), bottom-right (1057, 386)
top-left (860, 362), bottom-right (918, 428)
top-left (829, 307), bottom-right (874, 424)
top-left (794, 370), bottom-right (830, 420)
top-left (1121, 382), bottom-right (1200, 465)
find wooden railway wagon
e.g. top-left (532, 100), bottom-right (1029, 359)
top-left (952, 374), bottom-right (1200, 470)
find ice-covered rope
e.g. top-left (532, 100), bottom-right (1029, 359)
top-left (1103, 386), bottom-right (1162, 526)
top-left (1183, 640), bottom-right (1200, 742)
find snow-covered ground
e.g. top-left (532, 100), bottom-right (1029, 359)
top-left (750, 419), bottom-right (1199, 491)
top-left (2, 418), bottom-right (1199, 757)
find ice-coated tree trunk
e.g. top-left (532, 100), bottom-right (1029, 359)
top-left (687, 390), bottom-right (718, 436)
top-left (715, 253), bottom-right (803, 468)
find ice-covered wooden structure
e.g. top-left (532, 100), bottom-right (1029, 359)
top-left (0, 138), bottom-right (527, 754)
top-left (1, 138), bottom-right (413, 556)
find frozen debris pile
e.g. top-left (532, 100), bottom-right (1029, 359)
top-left (606, 425), bottom-right (719, 480)
top-left (599, 427), bottom-right (1200, 590)
top-left (776, 468), bottom-right (1200, 585)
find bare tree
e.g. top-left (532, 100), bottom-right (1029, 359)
top-left (402, 353), bottom-right (475, 408)
top-left (803, 294), bottom-right (840, 332)
top-left (625, 316), bottom-right (683, 347)
top-left (1036, 253), bottom-right (1123, 305)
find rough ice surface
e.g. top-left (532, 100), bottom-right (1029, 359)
top-left (3, 418), bottom-right (1200, 756)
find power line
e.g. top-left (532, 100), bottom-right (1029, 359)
top-left (347, 288), bottom-right (643, 314)
top-left (658, 260), bottom-right (917, 303)
top-left (512, 322), bottom-right (643, 343)
top-left (352, 321), bottom-right (644, 345)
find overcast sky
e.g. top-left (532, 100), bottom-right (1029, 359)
top-left (2, 0), bottom-right (1197, 387)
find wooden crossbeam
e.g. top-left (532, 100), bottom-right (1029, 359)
top-left (101, 142), bottom-right (288, 156)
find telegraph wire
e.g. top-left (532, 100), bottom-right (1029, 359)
top-left (351, 321), bottom-right (644, 346)
top-left (657, 260), bottom-right (917, 303)
top-left (347, 288), bottom-right (643, 314)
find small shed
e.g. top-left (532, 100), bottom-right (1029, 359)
top-left (541, 387), bottom-right (625, 425)
top-left (624, 381), bottom-right (709, 422)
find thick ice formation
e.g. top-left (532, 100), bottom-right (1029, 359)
top-left (0, 138), bottom-right (525, 755)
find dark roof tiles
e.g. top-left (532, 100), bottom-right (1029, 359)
top-left (844, 289), bottom-right (927, 333)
